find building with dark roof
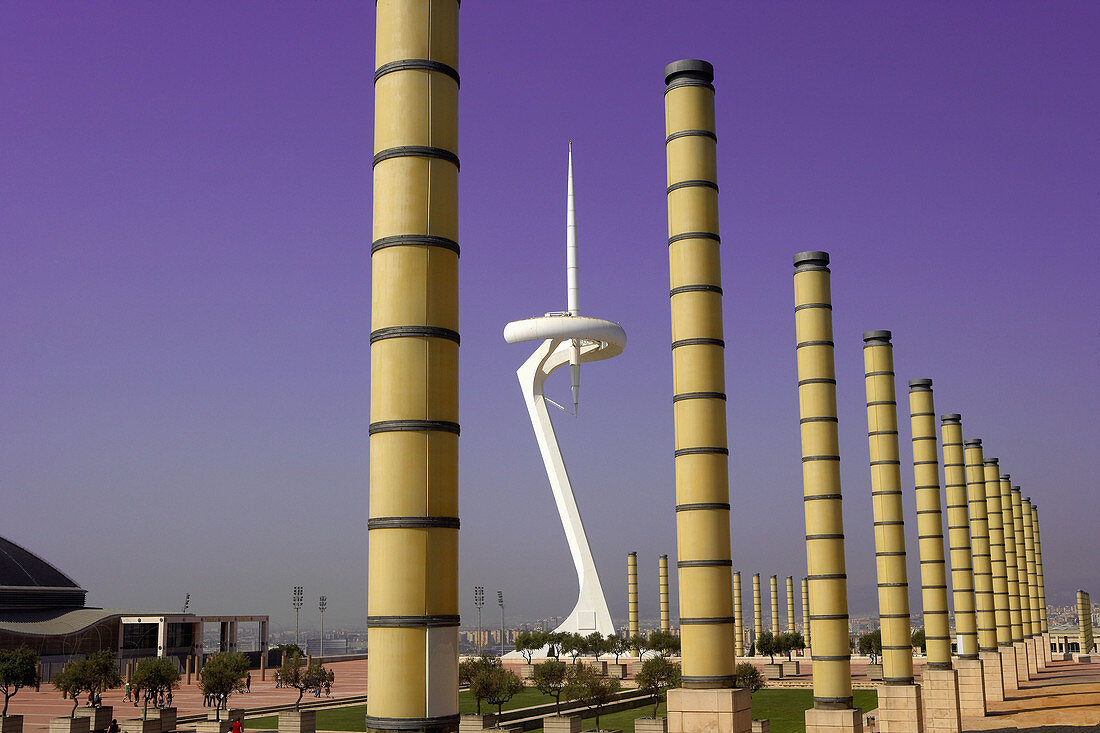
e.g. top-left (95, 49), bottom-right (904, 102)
top-left (0, 536), bottom-right (267, 673)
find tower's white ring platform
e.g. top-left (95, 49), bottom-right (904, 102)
top-left (504, 316), bottom-right (626, 360)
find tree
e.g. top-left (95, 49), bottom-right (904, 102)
top-left (564, 664), bottom-right (621, 731)
top-left (514, 632), bottom-right (545, 664)
top-left (0, 647), bottom-right (38, 717)
top-left (648, 631), bottom-right (680, 658)
top-left (559, 633), bottom-right (583, 663)
top-left (481, 667), bottom-right (523, 716)
top-left (774, 632), bottom-right (792, 663)
top-left (733, 662), bottom-right (766, 692)
top-left (746, 641), bottom-right (756, 657)
top-left (131, 657), bottom-right (179, 719)
top-left (635, 656), bottom-right (680, 718)
top-left (756, 632), bottom-right (777, 664)
top-left (911, 628), bottom-right (926, 653)
top-left (606, 634), bottom-right (627, 664)
top-left (279, 652), bottom-right (327, 711)
top-left (858, 630), bottom-right (882, 664)
top-left (84, 651), bottom-right (122, 705)
top-left (585, 632), bottom-right (606, 661)
top-left (51, 661), bottom-right (91, 718)
top-left (545, 632), bottom-right (566, 659)
top-left (628, 633), bottom-right (649, 659)
top-left (788, 632), bottom-right (806, 659)
top-left (200, 653), bottom-right (249, 720)
top-left (459, 657), bottom-right (494, 687)
top-left (532, 660), bottom-right (568, 715)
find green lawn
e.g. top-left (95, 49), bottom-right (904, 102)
top-left (244, 687), bottom-right (877, 732)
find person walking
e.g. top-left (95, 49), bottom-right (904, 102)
top-left (231, 720), bottom-right (242, 733)
top-left (245, 672), bottom-right (251, 693)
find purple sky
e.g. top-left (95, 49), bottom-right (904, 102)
top-left (2, 2), bottom-right (1097, 631)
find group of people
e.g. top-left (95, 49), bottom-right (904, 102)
top-left (122, 683), bottom-right (172, 709)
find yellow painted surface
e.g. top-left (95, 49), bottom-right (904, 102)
top-left (983, 462), bottom-right (1012, 646)
top-left (965, 442), bottom-right (997, 652)
top-left (941, 419), bottom-right (977, 656)
top-left (907, 386), bottom-right (951, 667)
top-left (999, 476), bottom-right (1024, 643)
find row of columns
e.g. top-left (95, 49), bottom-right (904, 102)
top-left (623, 552), bottom-right (671, 636)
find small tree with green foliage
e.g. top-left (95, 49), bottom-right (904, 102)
top-left (131, 657), bottom-right (179, 719)
top-left (0, 646), bottom-right (38, 717)
top-left (787, 631), bottom-right (806, 659)
top-left (911, 628), bottom-right (926, 653)
top-left (200, 653), bottom-right (249, 720)
top-left (733, 662), bottom-right (766, 692)
top-left (279, 652), bottom-right (326, 710)
top-left (756, 632), bottom-right (777, 664)
top-left (559, 633), bottom-right (583, 663)
top-left (484, 666), bottom-right (523, 716)
top-left (459, 656), bottom-right (494, 687)
top-left (585, 632), bottom-right (607, 661)
top-left (648, 631), bottom-right (681, 658)
top-left (628, 633), bottom-right (649, 659)
top-left (606, 634), bottom-right (627, 664)
top-left (564, 664), bottom-right (621, 731)
top-left (532, 660), bottom-right (568, 714)
top-left (858, 629), bottom-right (882, 664)
top-left (51, 661), bottom-right (91, 718)
top-left (83, 651), bottom-right (122, 706)
top-left (635, 656), bottom-right (680, 718)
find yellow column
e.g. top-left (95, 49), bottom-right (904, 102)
top-left (660, 554), bottom-right (671, 634)
top-left (770, 575), bottom-right (781, 633)
top-left (802, 577), bottom-right (811, 649)
top-left (664, 59), bottom-right (738, 697)
top-left (965, 439), bottom-right (1003, 703)
top-left (753, 573), bottom-right (763, 643)
top-left (733, 571), bottom-right (744, 658)
top-left (1031, 504), bottom-right (1048, 635)
top-left (787, 576), bottom-right (796, 634)
top-left (907, 380), bottom-right (951, 668)
top-left (368, 2), bottom-right (460, 731)
top-left (998, 475), bottom-right (1025, 647)
top-left (628, 552), bottom-right (639, 641)
top-left (793, 250), bottom-right (856, 721)
top-left (862, 331), bottom-right (913, 686)
top-left (1021, 497), bottom-right (1040, 640)
top-left (964, 440), bottom-right (997, 653)
top-left (982, 458), bottom-right (1012, 648)
top-left (1010, 487), bottom-right (1032, 639)
top-left (940, 416), bottom-right (977, 658)
top-left (1079, 591), bottom-right (1094, 653)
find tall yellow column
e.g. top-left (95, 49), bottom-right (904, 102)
top-left (982, 459), bottom-right (1012, 648)
top-left (787, 576), bottom-right (796, 634)
top-left (1031, 503), bottom-right (1050, 660)
top-left (862, 332), bottom-right (914, 686)
top-left (998, 474), bottom-right (1029, 684)
top-left (941, 416), bottom-right (983, 718)
top-left (368, 2), bottom-right (460, 732)
top-left (794, 251), bottom-right (861, 733)
top-left (909, 380), bottom-right (959, 733)
top-left (628, 552), bottom-right (639, 642)
top-left (660, 554), bottom-right (671, 634)
top-left (907, 381), bottom-right (951, 667)
top-left (964, 439), bottom-right (1003, 702)
top-left (1079, 591), bottom-right (1095, 653)
top-left (802, 577), bottom-right (811, 649)
top-left (753, 573), bottom-right (763, 644)
top-left (770, 575), bottom-right (781, 633)
top-left (1010, 486), bottom-right (1038, 674)
top-left (862, 333), bottom-right (920, 733)
top-left (664, 58), bottom-right (749, 733)
top-left (998, 475), bottom-right (1023, 644)
top-left (734, 571), bottom-right (744, 658)
top-left (1021, 496), bottom-right (1041, 655)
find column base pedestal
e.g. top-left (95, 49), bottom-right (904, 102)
top-left (953, 657), bottom-right (986, 717)
top-left (876, 684), bottom-right (922, 733)
top-left (999, 646), bottom-right (1018, 692)
top-left (921, 668), bottom-right (961, 733)
top-left (1024, 638), bottom-right (1039, 676)
top-left (979, 650), bottom-right (1004, 703)
top-left (1012, 642), bottom-right (1030, 682)
top-left (805, 707), bottom-right (863, 733)
top-left (667, 688), bottom-right (751, 733)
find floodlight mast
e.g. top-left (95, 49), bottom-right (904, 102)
top-left (567, 142), bottom-right (580, 414)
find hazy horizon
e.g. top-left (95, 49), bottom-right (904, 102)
top-left (3, 1), bottom-right (1097, 631)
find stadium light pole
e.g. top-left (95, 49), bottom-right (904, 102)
top-left (292, 586), bottom-right (303, 648)
top-left (318, 595), bottom-right (327, 657)
top-left (498, 591), bottom-right (505, 657)
top-left (474, 586), bottom-right (484, 656)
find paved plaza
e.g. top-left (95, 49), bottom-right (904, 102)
top-left (6, 658), bottom-right (366, 733)
top-left (6, 655), bottom-right (1098, 732)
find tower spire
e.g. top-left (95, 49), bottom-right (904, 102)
top-left (567, 142), bottom-right (580, 413)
